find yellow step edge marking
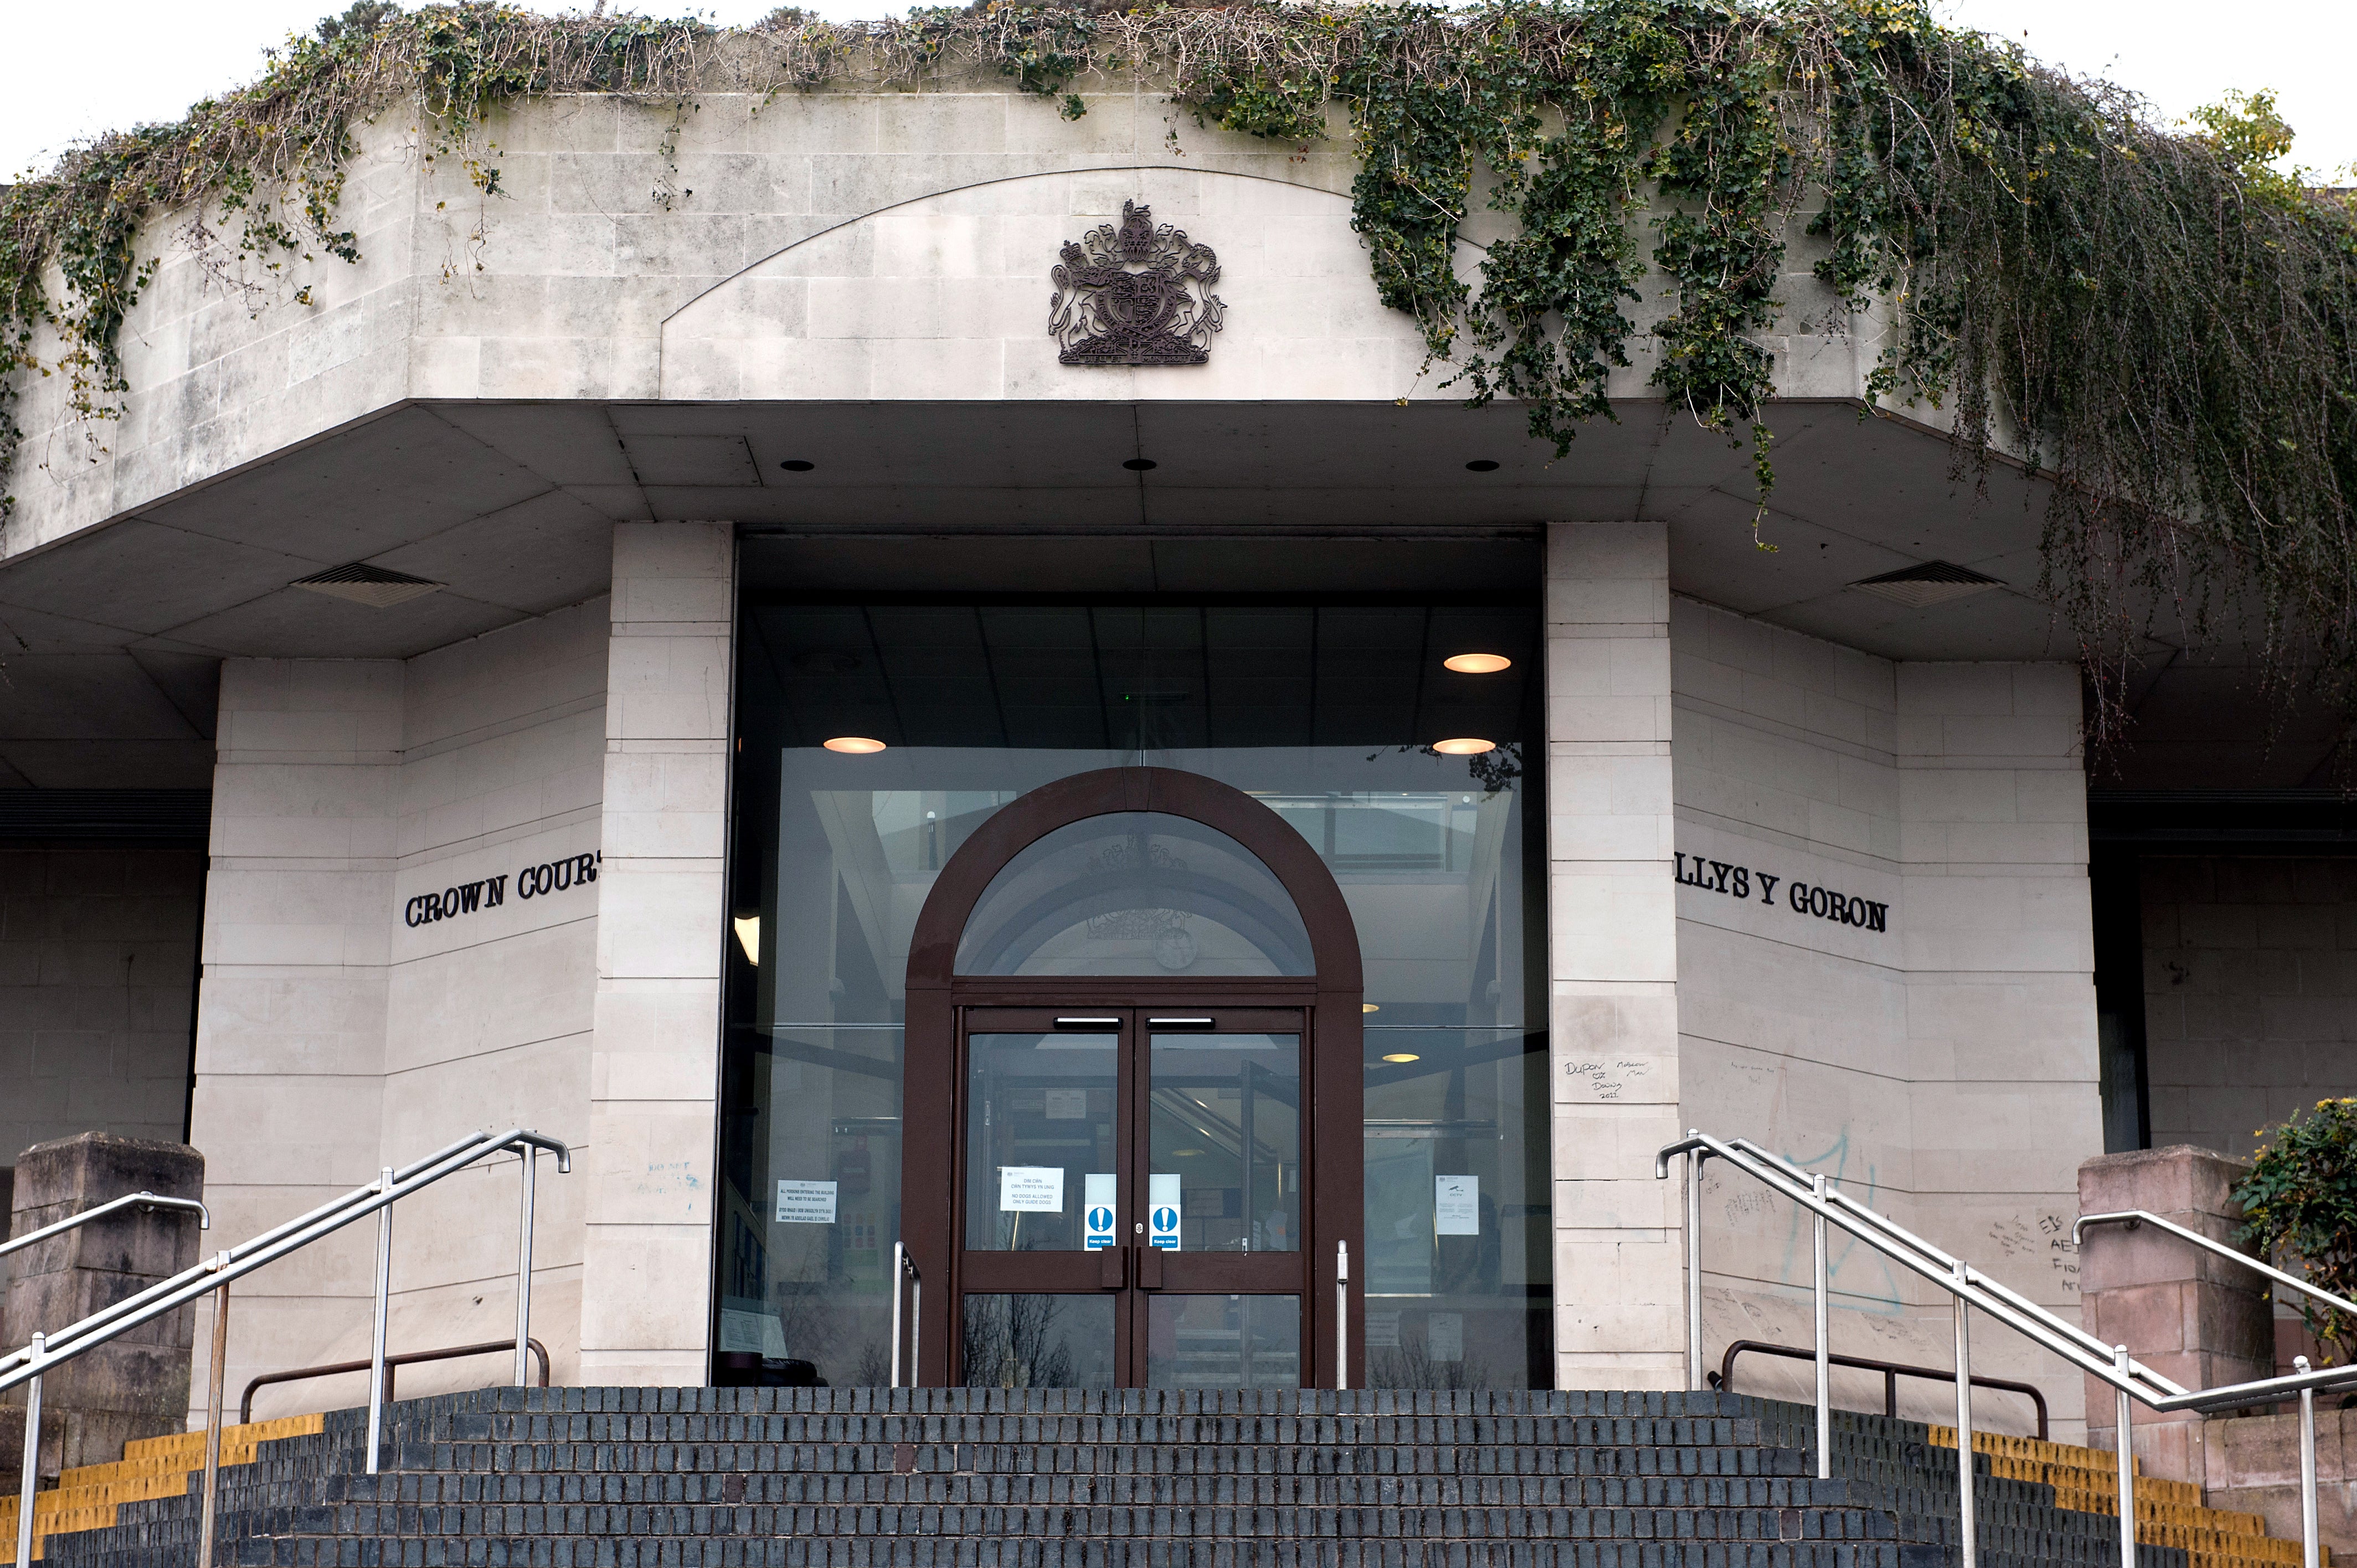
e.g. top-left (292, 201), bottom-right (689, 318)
top-left (0, 1412), bottom-right (326, 1564)
top-left (1926, 1425), bottom-right (2326, 1568)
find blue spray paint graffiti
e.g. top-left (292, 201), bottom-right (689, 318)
top-left (1774, 1131), bottom-right (1905, 1317)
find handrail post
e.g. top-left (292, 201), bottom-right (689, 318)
top-left (890, 1242), bottom-right (907, 1388)
top-left (2298, 1355), bottom-right (2320, 1568)
top-left (514, 1146), bottom-right (538, 1388)
top-left (198, 1253), bottom-right (231, 1568)
top-left (1954, 1259), bottom-right (1975, 1568)
top-left (1812, 1172), bottom-right (1830, 1480)
top-left (1335, 1240), bottom-right (1349, 1392)
top-left (1686, 1135), bottom-right (1705, 1391)
top-left (366, 1167), bottom-right (394, 1477)
top-left (2114, 1344), bottom-right (2135, 1568)
top-left (14, 1333), bottom-right (40, 1568)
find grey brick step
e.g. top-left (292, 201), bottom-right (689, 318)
top-left (59, 1538), bottom-right (1939, 1568)
top-left (306, 1476), bottom-right (1859, 1508)
top-left (29, 1388), bottom-right (2198, 1568)
top-left (231, 1502), bottom-right (1900, 1541)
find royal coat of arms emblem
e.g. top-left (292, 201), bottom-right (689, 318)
top-left (1049, 201), bottom-right (1226, 367)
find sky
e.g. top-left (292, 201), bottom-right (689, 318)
top-left (0, 1), bottom-right (2350, 184)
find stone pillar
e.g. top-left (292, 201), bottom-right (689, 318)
top-left (579, 522), bottom-right (734, 1382)
top-left (188, 658), bottom-right (398, 1425)
top-left (1544, 522), bottom-right (1685, 1390)
top-left (1, 1133), bottom-right (207, 1476)
top-left (2078, 1144), bottom-right (2272, 1487)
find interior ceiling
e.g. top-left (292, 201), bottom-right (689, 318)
top-left (0, 396), bottom-right (2305, 790)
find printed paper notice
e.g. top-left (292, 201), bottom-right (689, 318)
top-left (1427, 1312), bottom-right (1463, 1362)
top-left (1434, 1175), bottom-right (1479, 1235)
top-left (776, 1179), bottom-right (838, 1224)
top-left (999, 1165), bottom-right (1065, 1213)
top-left (1044, 1089), bottom-right (1089, 1121)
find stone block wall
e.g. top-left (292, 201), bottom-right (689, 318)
top-left (2, 1133), bottom-right (206, 1472)
top-left (0, 845), bottom-right (204, 1163)
top-left (193, 598), bottom-right (606, 1422)
top-left (1668, 597), bottom-right (2100, 1436)
top-left (2076, 1144), bottom-right (2272, 1487)
top-left (2141, 855), bottom-right (2357, 1157)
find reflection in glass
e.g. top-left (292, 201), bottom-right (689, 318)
top-left (964, 1033), bottom-right (1118, 1251)
top-left (1363, 1027), bottom-right (1550, 1389)
top-left (1146, 1296), bottom-right (1301, 1389)
top-left (963, 1294), bottom-right (1117, 1389)
top-left (716, 1027), bottom-right (903, 1388)
top-left (957, 813), bottom-right (1314, 977)
top-left (730, 595), bottom-right (1553, 1386)
top-left (1149, 1034), bottom-right (1300, 1252)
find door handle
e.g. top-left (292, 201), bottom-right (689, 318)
top-left (1136, 1245), bottom-right (1164, 1290)
top-left (1099, 1245), bottom-right (1126, 1290)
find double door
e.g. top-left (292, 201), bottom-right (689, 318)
top-left (956, 1004), bottom-right (1313, 1388)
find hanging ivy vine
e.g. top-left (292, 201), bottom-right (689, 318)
top-left (2, 0), bottom-right (2353, 731)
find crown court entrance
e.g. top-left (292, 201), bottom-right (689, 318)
top-left (899, 768), bottom-right (1365, 1388)
top-left (717, 572), bottom-right (1555, 1392)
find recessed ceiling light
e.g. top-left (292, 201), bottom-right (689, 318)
top-left (1444, 653), bottom-right (1512, 674)
top-left (1432, 738), bottom-right (1496, 756)
top-left (823, 736), bottom-right (887, 754)
top-left (1172, 1147), bottom-right (1205, 1157)
top-left (1381, 1053), bottom-right (1421, 1064)
top-left (1362, 1003), bottom-right (1380, 1014)
top-left (1465, 460), bottom-right (1500, 472)
top-left (780, 460), bottom-right (816, 472)
top-left (1123, 458), bottom-right (1157, 471)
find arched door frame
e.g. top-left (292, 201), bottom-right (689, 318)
top-left (902, 766), bottom-right (1365, 1387)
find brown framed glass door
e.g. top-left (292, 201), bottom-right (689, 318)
top-left (955, 1003), bottom-right (1312, 1388)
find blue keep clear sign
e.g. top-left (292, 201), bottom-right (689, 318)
top-left (1148, 1172), bottom-right (1182, 1251)
top-left (1083, 1173), bottom-right (1116, 1251)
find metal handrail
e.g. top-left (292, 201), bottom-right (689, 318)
top-left (888, 1244), bottom-right (922, 1388)
top-left (1659, 1128), bottom-right (2357, 1568)
top-left (0, 1190), bottom-right (210, 1260)
top-left (2076, 1209), bottom-right (2357, 1322)
top-left (241, 1337), bottom-right (550, 1423)
top-left (1712, 1337), bottom-right (2050, 1440)
top-left (5, 1127), bottom-right (568, 1568)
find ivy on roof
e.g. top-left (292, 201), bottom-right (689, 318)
top-left (1, 0), bottom-right (2353, 731)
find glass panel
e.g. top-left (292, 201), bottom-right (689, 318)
top-left (1149, 1033), bottom-right (1300, 1252)
top-left (961, 1294), bottom-right (1117, 1389)
top-left (964, 1032), bottom-right (1118, 1251)
top-left (1363, 1026), bottom-right (1551, 1389)
top-left (956, 812), bottom-right (1314, 977)
top-left (1146, 1296), bottom-right (1301, 1389)
top-left (729, 590), bottom-right (1554, 1386)
top-left (716, 1025), bottom-right (903, 1388)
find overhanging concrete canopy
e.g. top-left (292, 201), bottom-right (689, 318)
top-left (0, 394), bottom-right (2100, 788)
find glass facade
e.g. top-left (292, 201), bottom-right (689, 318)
top-left (721, 597), bottom-right (1551, 1388)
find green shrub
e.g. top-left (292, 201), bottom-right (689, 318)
top-left (2235, 1098), bottom-right (2357, 1366)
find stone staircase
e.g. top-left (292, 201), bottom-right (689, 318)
top-left (0, 1414), bottom-right (322, 1563)
top-left (1927, 1429), bottom-right (2319, 1568)
top-left (0, 1387), bottom-right (2262, 1568)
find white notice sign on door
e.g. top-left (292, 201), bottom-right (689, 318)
top-left (1044, 1089), bottom-right (1089, 1121)
top-left (776, 1179), bottom-right (838, 1224)
top-left (999, 1165), bottom-right (1065, 1213)
top-left (1434, 1175), bottom-right (1479, 1235)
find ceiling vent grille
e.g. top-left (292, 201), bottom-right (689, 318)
top-left (289, 563), bottom-right (446, 607)
top-left (1849, 560), bottom-right (2004, 608)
